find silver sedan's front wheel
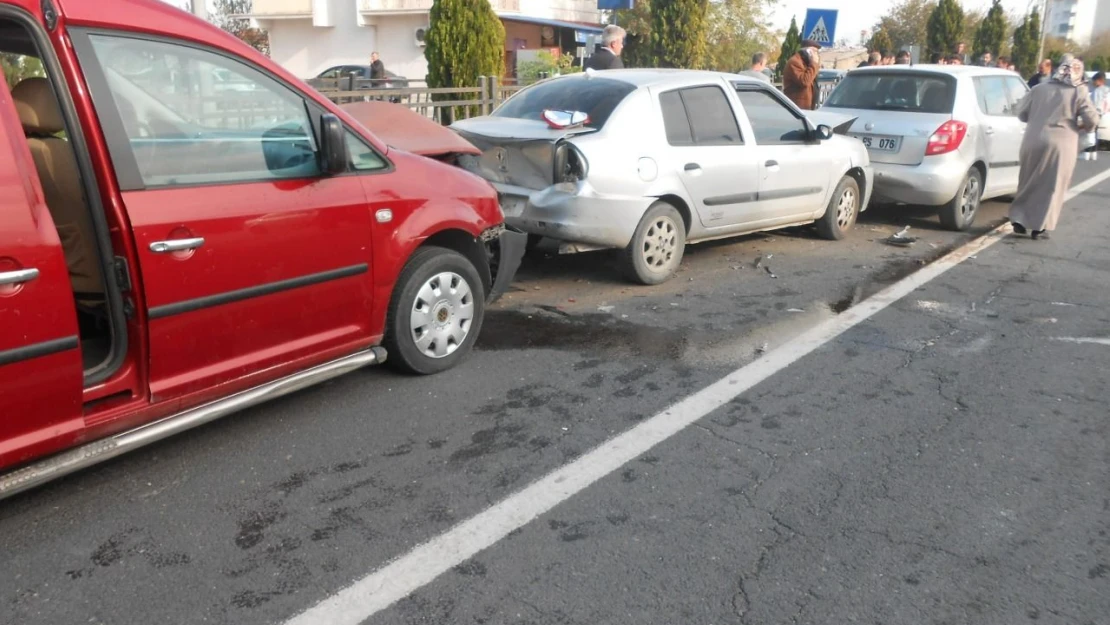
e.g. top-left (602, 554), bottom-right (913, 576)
top-left (384, 247), bottom-right (485, 375)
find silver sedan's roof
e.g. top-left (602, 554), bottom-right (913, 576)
top-left (548, 69), bottom-right (769, 90)
top-left (847, 65), bottom-right (1020, 78)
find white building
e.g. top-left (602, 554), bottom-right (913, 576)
top-left (248, 0), bottom-right (604, 81)
top-left (1044, 0), bottom-right (1100, 46)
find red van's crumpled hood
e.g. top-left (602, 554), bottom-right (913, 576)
top-left (340, 101), bottom-right (481, 158)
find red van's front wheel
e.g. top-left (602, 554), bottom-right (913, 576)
top-left (383, 246), bottom-right (486, 375)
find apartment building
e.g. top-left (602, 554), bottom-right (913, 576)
top-left (247, 0), bottom-right (604, 81)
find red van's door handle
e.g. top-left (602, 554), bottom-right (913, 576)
top-left (149, 237), bottom-right (205, 254)
top-left (0, 268), bottom-right (39, 286)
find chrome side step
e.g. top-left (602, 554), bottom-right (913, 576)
top-left (0, 346), bottom-right (387, 501)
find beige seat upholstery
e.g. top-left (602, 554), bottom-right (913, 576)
top-left (12, 77), bottom-right (103, 298)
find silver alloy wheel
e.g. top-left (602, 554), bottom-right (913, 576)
top-left (640, 215), bottom-right (679, 273)
top-left (961, 175), bottom-right (981, 219)
top-left (410, 271), bottom-right (474, 359)
top-left (836, 186), bottom-right (857, 229)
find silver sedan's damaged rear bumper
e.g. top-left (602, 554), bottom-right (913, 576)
top-left (494, 180), bottom-right (649, 250)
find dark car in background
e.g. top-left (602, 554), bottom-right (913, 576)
top-left (306, 64), bottom-right (410, 90)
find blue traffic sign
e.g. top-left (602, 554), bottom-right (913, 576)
top-left (802, 8), bottom-right (838, 48)
top-left (597, 0), bottom-right (634, 9)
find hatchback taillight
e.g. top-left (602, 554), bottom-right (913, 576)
top-left (925, 120), bottom-right (968, 156)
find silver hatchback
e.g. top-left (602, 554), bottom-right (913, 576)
top-left (821, 65), bottom-right (1028, 230)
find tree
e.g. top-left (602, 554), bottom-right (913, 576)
top-left (425, 0), bottom-right (505, 89)
top-left (927, 0), bottom-right (964, 58)
top-left (776, 16), bottom-right (801, 79)
top-left (866, 29), bottom-right (895, 57)
top-left (873, 0), bottom-right (937, 52)
top-left (613, 0), bottom-right (654, 68)
top-left (650, 0), bottom-right (711, 69)
top-left (2, 53), bottom-right (45, 87)
top-left (704, 0), bottom-right (776, 72)
top-left (973, 0), bottom-right (1008, 59)
top-left (211, 0), bottom-right (269, 56)
top-left (1011, 8), bottom-right (1041, 76)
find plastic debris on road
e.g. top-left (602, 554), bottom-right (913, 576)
top-left (883, 226), bottom-right (919, 247)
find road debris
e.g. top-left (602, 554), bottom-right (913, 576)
top-left (598, 305), bottom-right (615, 313)
top-left (883, 226), bottom-right (919, 247)
top-left (764, 266), bottom-right (778, 279)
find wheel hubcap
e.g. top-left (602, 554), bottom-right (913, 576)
top-left (962, 178), bottom-right (980, 218)
top-left (836, 188), bottom-right (857, 228)
top-left (641, 216), bottom-right (679, 273)
top-left (410, 271), bottom-right (474, 359)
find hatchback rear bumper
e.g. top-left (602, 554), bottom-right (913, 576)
top-left (486, 225), bottom-right (527, 303)
top-left (869, 156), bottom-right (968, 207)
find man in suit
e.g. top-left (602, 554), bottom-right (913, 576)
top-left (783, 39), bottom-right (821, 110)
top-left (585, 25), bottom-right (625, 71)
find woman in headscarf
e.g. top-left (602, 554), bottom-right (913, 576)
top-left (1009, 54), bottom-right (1101, 240)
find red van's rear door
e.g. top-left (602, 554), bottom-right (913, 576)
top-left (0, 73), bottom-right (84, 470)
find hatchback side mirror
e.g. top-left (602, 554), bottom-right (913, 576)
top-left (815, 124), bottom-right (834, 141)
top-left (319, 113), bottom-right (347, 175)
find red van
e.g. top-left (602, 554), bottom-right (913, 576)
top-left (0, 0), bottom-right (524, 498)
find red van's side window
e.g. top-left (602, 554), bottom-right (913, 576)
top-left (83, 34), bottom-right (321, 188)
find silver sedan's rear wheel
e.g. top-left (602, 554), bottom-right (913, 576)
top-left (939, 168), bottom-right (982, 231)
top-left (384, 246), bottom-right (485, 375)
top-left (621, 202), bottom-right (686, 285)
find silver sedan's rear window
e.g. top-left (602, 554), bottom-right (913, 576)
top-left (493, 77), bottom-right (637, 129)
top-left (824, 73), bottom-right (956, 114)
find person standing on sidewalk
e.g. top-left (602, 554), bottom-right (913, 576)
top-left (1009, 55), bottom-right (1101, 240)
top-left (1080, 72), bottom-right (1108, 161)
top-left (1028, 58), bottom-right (1053, 88)
top-left (783, 39), bottom-right (821, 110)
top-left (739, 52), bottom-right (772, 83)
top-left (585, 25), bottom-right (625, 71)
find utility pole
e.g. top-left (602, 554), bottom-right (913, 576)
top-left (192, 0), bottom-right (208, 20)
top-left (1035, 0), bottom-right (1050, 65)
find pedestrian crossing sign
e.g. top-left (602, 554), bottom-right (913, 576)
top-left (802, 9), bottom-right (838, 48)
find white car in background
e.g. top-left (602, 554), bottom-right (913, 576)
top-left (821, 65), bottom-right (1028, 230)
top-left (451, 69), bottom-right (872, 285)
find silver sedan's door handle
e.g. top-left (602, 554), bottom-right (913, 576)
top-left (984, 127), bottom-right (995, 135)
top-left (0, 268), bottom-right (39, 286)
top-left (150, 237), bottom-right (205, 254)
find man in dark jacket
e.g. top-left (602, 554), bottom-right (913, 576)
top-left (585, 25), bottom-right (625, 71)
top-left (369, 51), bottom-right (386, 86)
top-left (1028, 58), bottom-right (1052, 87)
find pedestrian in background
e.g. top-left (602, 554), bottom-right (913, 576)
top-left (783, 39), bottom-right (821, 110)
top-left (1028, 58), bottom-right (1053, 87)
top-left (369, 51), bottom-right (386, 86)
top-left (978, 52), bottom-right (994, 67)
top-left (895, 50), bottom-right (911, 65)
top-left (1081, 72), bottom-right (1108, 161)
top-left (881, 54), bottom-right (895, 65)
top-left (739, 52), bottom-right (771, 83)
top-left (1009, 55), bottom-right (1101, 240)
top-left (585, 25), bottom-right (625, 71)
top-left (946, 54), bottom-right (963, 65)
top-left (858, 51), bottom-right (881, 68)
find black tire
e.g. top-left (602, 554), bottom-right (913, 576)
top-left (815, 175), bottom-right (860, 240)
top-left (620, 201), bottom-right (686, 285)
top-left (383, 246), bottom-right (485, 375)
top-left (938, 168), bottom-right (982, 231)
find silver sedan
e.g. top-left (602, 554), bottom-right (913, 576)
top-left (452, 69), bottom-right (873, 285)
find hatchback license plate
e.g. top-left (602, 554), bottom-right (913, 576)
top-left (855, 134), bottom-right (901, 152)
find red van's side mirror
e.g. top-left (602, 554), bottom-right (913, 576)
top-left (319, 113), bottom-right (347, 175)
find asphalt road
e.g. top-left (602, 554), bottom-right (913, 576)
top-left (3, 162), bottom-right (1109, 625)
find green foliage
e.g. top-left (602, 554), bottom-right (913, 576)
top-left (776, 16), bottom-right (801, 79)
top-left (613, 0), bottom-right (654, 68)
top-left (1, 53), bottom-right (45, 88)
top-left (972, 0), bottom-right (1008, 59)
top-left (1011, 8), bottom-right (1041, 76)
top-left (649, 0), bottom-right (711, 69)
top-left (704, 0), bottom-right (776, 72)
top-left (926, 0), bottom-right (965, 58)
top-left (867, 29), bottom-right (895, 57)
top-left (516, 51), bottom-right (581, 84)
top-left (212, 0), bottom-right (269, 55)
top-left (873, 0), bottom-right (937, 51)
top-left (425, 0), bottom-right (505, 89)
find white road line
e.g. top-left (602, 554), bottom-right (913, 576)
top-left (285, 168), bottom-right (1110, 625)
top-left (1053, 337), bottom-right (1110, 346)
